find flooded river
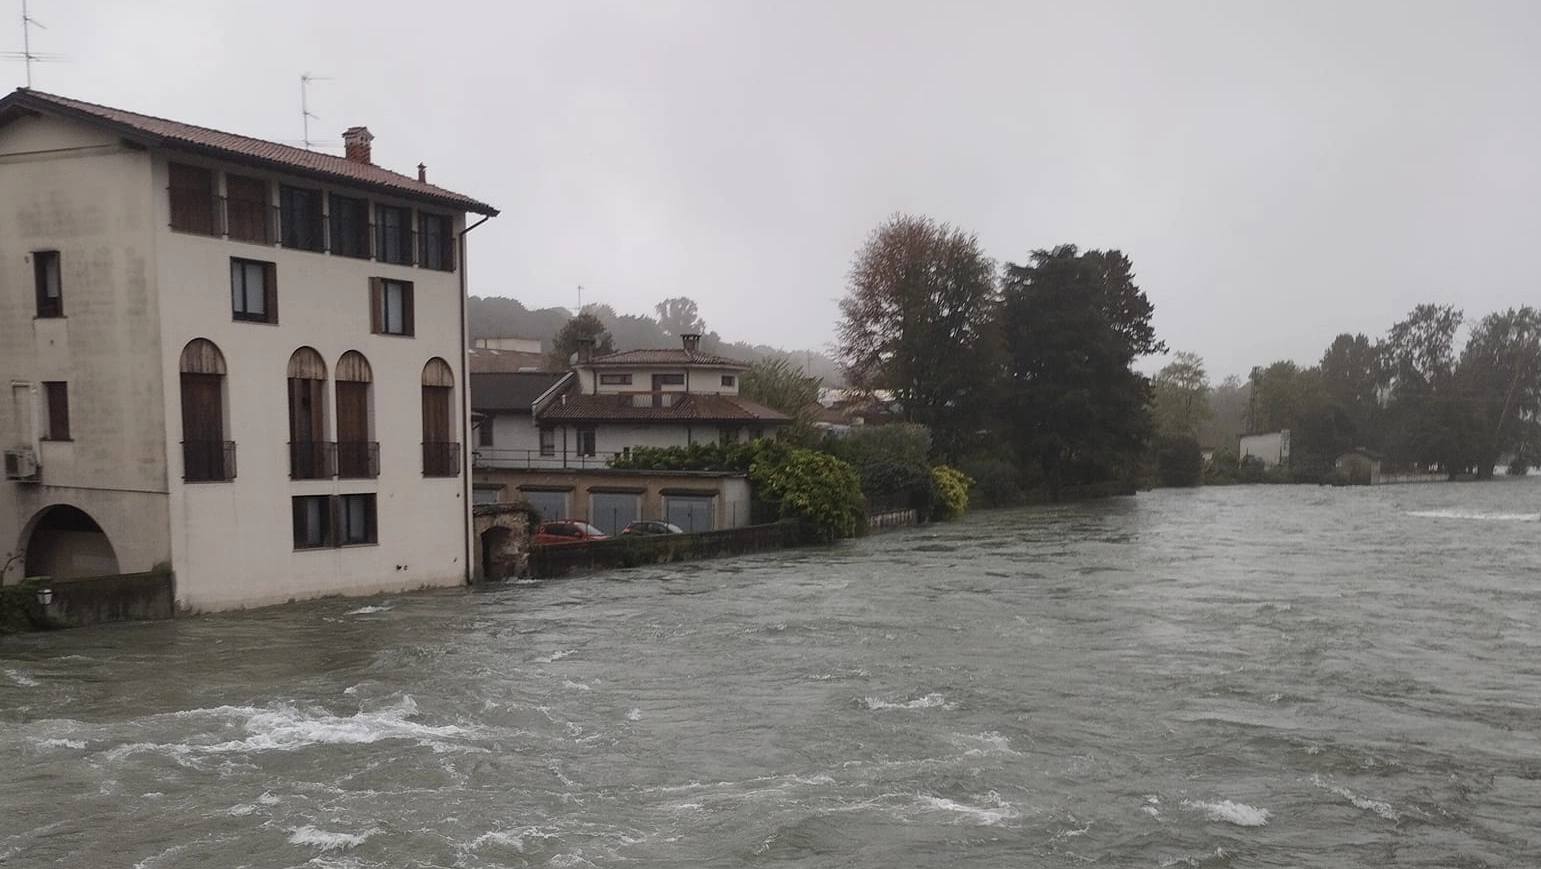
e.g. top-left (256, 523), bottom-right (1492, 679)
top-left (4, 480), bottom-right (1541, 867)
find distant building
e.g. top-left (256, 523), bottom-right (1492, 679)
top-left (1239, 430), bottom-right (1291, 468)
top-left (1334, 449), bottom-right (1383, 485)
top-left (469, 336), bottom-right (545, 373)
top-left (0, 88), bottom-right (497, 612)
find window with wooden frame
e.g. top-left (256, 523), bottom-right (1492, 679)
top-left (538, 426), bottom-right (556, 457)
top-left (576, 426), bottom-right (597, 457)
top-left (41, 381), bottom-right (69, 441)
top-left (180, 338), bottom-right (233, 482)
top-left (334, 351), bottom-right (377, 479)
top-left (287, 347), bottom-right (330, 479)
top-left (369, 278), bottom-right (415, 336)
top-left (33, 250), bottom-right (62, 318)
top-left (375, 204), bottom-right (413, 265)
top-left (230, 258), bottom-right (277, 323)
top-left (418, 212), bottom-right (454, 271)
top-left (279, 185), bottom-right (324, 251)
top-left (329, 193), bottom-right (371, 259)
top-left (721, 375), bottom-right (736, 388)
top-left (718, 426), bottom-right (739, 445)
top-left (225, 174), bottom-right (271, 244)
top-left (337, 494), bottom-right (378, 545)
top-left (292, 495), bottom-right (333, 549)
top-left (421, 358), bottom-right (458, 477)
top-left (168, 163), bottom-right (217, 235)
top-left (477, 418), bottom-right (494, 448)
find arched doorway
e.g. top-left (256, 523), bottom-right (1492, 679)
top-left (481, 526), bottom-right (513, 581)
top-left (23, 505), bottom-right (120, 579)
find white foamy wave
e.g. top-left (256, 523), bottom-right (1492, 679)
top-left (35, 737), bottom-right (85, 750)
top-left (1182, 798), bottom-right (1270, 826)
top-left (288, 825), bottom-right (377, 850)
top-left (625, 708), bottom-right (642, 721)
top-left (1406, 509), bottom-right (1540, 522)
top-left (952, 731), bottom-right (1017, 755)
top-left (5, 669), bottom-right (39, 687)
top-left (1311, 774), bottom-right (1399, 820)
top-left (468, 827), bottom-right (558, 854)
top-left (863, 693), bottom-right (957, 711)
top-left (345, 604), bottom-right (393, 615)
top-left (106, 698), bottom-right (465, 760)
top-left (916, 791), bottom-right (1016, 825)
top-left (561, 680), bottom-right (591, 691)
top-left (536, 650), bottom-right (575, 663)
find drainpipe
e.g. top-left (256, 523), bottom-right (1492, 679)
top-left (458, 214), bottom-right (492, 583)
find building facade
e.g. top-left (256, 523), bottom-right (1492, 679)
top-left (0, 89), bottom-right (496, 612)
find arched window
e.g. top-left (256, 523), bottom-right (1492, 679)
top-left (287, 347), bottom-right (330, 479)
top-left (335, 351), bottom-right (377, 478)
top-left (421, 357), bottom-right (457, 476)
top-left (179, 339), bottom-right (233, 481)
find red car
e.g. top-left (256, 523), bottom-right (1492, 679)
top-left (533, 520), bottom-right (610, 545)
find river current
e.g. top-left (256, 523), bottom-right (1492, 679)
top-left (3, 480), bottom-right (1541, 867)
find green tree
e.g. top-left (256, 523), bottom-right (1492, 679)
top-left (1319, 332), bottom-right (1382, 449)
top-left (749, 447), bottom-right (865, 543)
top-left (999, 245), bottom-right (1163, 498)
top-left (740, 357), bottom-right (822, 443)
top-left (1453, 307), bottom-right (1541, 478)
top-left (1150, 351), bottom-right (1211, 438)
top-left (836, 214), bottom-right (1001, 461)
top-left (546, 312), bottom-right (615, 368)
top-left (820, 423), bottom-right (935, 516)
top-left (654, 297), bottom-right (707, 337)
top-left (1380, 304), bottom-right (1463, 471)
top-left (1197, 374), bottom-right (1250, 451)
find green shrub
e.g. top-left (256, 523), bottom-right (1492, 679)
top-left (930, 465), bottom-right (973, 519)
top-left (749, 447), bottom-right (864, 543)
top-left (1155, 435), bottom-right (1204, 487)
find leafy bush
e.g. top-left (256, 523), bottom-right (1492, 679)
top-left (957, 454), bottom-right (1025, 507)
top-left (749, 447), bottom-right (865, 543)
top-left (1154, 435), bottom-right (1203, 487)
top-left (820, 423), bottom-right (935, 514)
top-left (930, 465), bottom-right (973, 519)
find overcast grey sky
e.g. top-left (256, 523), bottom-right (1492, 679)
top-left (10, 1), bottom-right (1541, 378)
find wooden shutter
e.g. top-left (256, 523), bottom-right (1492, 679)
top-left (180, 374), bottom-right (223, 443)
top-left (422, 386), bottom-right (451, 443)
top-left (262, 262), bottom-right (278, 323)
top-left (335, 381), bottom-right (369, 443)
top-left (402, 283), bottom-right (415, 336)
top-left (369, 278), bottom-right (383, 334)
top-left (45, 382), bottom-right (69, 440)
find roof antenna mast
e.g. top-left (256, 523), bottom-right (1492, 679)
top-left (20, 0), bottom-right (44, 87)
top-left (300, 73), bottom-right (331, 150)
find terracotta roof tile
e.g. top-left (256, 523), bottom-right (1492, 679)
top-left (587, 348), bottom-right (749, 368)
top-left (1, 89), bottom-right (497, 215)
top-left (538, 391), bottom-right (791, 423)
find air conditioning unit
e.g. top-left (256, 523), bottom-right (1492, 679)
top-left (4, 449), bottom-right (38, 481)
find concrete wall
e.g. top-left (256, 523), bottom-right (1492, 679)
top-left (476, 418), bottom-right (758, 469)
top-left (1239, 430), bottom-right (1291, 468)
top-left (472, 468), bottom-right (754, 530)
top-left (0, 113), bottom-right (173, 579)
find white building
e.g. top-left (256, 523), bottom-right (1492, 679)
top-left (470, 336), bottom-right (789, 533)
top-left (0, 89), bottom-right (497, 612)
top-left (1239, 429), bottom-right (1291, 468)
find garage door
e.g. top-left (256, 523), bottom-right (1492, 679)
top-left (521, 490), bottom-right (569, 523)
top-left (590, 492), bottom-right (639, 536)
top-left (665, 495), bottom-right (715, 533)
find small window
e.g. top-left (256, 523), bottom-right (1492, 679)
top-left (292, 495), bottom-right (332, 549)
top-left (42, 381), bottom-right (70, 441)
top-left (280, 185), bottom-right (324, 251)
top-left (330, 194), bottom-right (371, 259)
top-left (721, 375), bottom-right (736, 388)
top-left (719, 426), bottom-right (739, 445)
top-left (478, 420), bottom-right (494, 447)
top-left (539, 427), bottom-right (556, 457)
top-left (34, 251), bottom-right (62, 318)
top-left (598, 373), bottom-right (632, 385)
top-left (338, 494), bottom-right (377, 545)
top-left (656, 374), bottom-right (685, 386)
top-left (576, 427), bottom-right (597, 457)
top-left (370, 278), bottom-right (415, 336)
top-left (230, 258), bottom-right (277, 323)
top-left (376, 204), bottom-right (413, 265)
top-left (419, 212), bottom-right (454, 271)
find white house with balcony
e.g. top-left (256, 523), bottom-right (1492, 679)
top-left (0, 88), bottom-right (497, 612)
top-left (469, 335), bottom-right (788, 534)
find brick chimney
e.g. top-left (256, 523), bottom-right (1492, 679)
top-left (342, 126), bottom-right (374, 164)
top-left (681, 333), bottom-right (702, 353)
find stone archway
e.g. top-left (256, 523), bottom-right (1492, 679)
top-left (481, 526), bottom-right (514, 581)
top-left (23, 505), bottom-right (120, 579)
top-left (472, 503), bottom-right (533, 581)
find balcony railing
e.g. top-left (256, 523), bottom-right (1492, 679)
top-left (422, 442), bottom-right (461, 477)
top-left (336, 441), bottom-right (380, 479)
top-left (225, 197), bottom-right (274, 244)
top-left (169, 189), bottom-right (222, 236)
top-left (472, 448), bottom-right (626, 471)
top-left (289, 441), bottom-right (336, 480)
top-left (183, 440), bottom-right (237, 482)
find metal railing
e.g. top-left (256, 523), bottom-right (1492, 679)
top-left (471, 448), bottom-right (627, 471)
top-left (225, 197), bottom-right (273, 244)
top-left (182, 440), bottom-right (236, 482)
top-left (169, 189), bottom-right (222, 236)
top-left (422, 442), bottom-right (462, 477)
top-left (336, 441), bottom-right (381, 479)
top-left (289, 441), bottom-right (336, 480)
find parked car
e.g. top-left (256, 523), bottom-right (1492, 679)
top-left (621, 520), bottom-right (685, 536)
top-left (534, 520), bottom-right (610, 545)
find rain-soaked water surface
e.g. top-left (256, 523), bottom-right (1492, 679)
top-left (5, 480), bottom-right (1541, 868)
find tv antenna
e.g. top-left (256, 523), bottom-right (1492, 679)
top-left (4, 0), bottom-right (63, 88)
top-left (300, 73), bottom-right (332, 149)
